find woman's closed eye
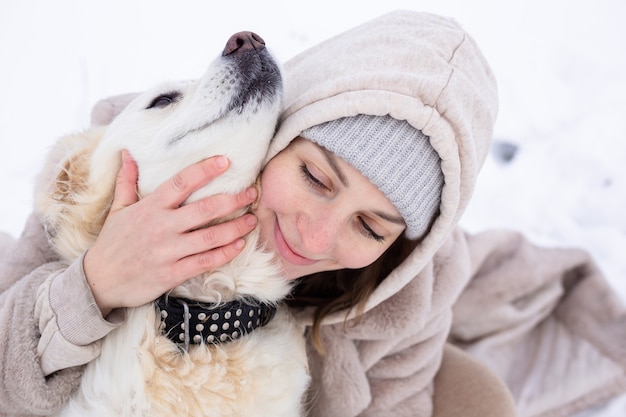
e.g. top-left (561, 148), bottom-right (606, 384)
top-left (300, 163), bottom-right (330, 191)
top-left (357, 217), bottom-right (385, 243)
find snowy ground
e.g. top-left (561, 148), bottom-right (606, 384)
top-left (0, 0), bottom-right (624, 415)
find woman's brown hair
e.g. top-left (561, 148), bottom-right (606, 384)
top-left (287, 235), bottom-right (420, 353)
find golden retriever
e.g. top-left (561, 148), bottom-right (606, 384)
top-left (35, 31), bottom-right (309, 417)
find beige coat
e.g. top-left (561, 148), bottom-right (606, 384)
top-left (0, 10), bottom-right (624, 417)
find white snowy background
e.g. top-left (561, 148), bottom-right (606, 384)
top-left (0, 0), bottom-right (624, 415)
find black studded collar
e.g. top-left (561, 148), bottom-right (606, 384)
top-left (155, 295), bottom-right (277, 351)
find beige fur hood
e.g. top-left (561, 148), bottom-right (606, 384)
top-left (266, 10), bottom-right (498, 323)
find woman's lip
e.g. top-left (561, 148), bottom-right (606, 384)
top-left (273, 220), bottom-right (316, 266)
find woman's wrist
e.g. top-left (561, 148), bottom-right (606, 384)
top-left (83, 248), bottom-right (114, 317)
top-left (49, 254), bottom-right (121, 343)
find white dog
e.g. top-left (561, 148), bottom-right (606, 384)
top-left (35, 32), bottom-right (309, 417)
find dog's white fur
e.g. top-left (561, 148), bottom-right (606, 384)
top-left (35, 35), bottom-right (309, 416)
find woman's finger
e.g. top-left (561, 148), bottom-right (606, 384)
top-left (110, 150), bottom-right (139, 213)
top-left (151, 155), bottom-right (231, 209)
top-left (171, 238), bottom-right (247, 285)
top-left (173, 213), bottom-right (257, 259)
top-left (173, 186), bottom-right (258, 232)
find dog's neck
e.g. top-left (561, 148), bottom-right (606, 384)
top-left (155, 294), bottom-right (277, 351)
top-left (156, 227), bottom-right (291, 349)
top-left (168, 228), bottom-right (290, 304)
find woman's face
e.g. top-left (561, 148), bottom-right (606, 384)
top-left (256, 138), bottom-right (406, 280)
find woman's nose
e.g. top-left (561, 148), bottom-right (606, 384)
top-left (297, 209), bottom-right (337, 256)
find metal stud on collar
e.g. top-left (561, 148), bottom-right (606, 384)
top-left (155, 295), bottom-right (277, 351)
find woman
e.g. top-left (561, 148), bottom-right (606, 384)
top-left (1, 10), bottom-right (624, 417)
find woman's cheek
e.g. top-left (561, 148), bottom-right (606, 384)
top-left (259, 174), bottom-right (284, 211)
top-left (262, 164), bottom-right (302, 210)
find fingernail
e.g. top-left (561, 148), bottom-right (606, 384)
top-left (246, 187), bottom-right (258, 200)
top-left (234, 239), bottom-right (245, 250)
top-left (214, 156), bottom-right (228, 169)
top-left (121, 150), bottom-right (132, 163)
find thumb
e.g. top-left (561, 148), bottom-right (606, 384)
top-left (110, 150), bottom-right (139, 212)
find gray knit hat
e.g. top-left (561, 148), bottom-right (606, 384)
top-left (301, 114), bottom-right (444, 240)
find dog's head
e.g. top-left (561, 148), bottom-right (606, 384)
top-left (39, 32), bottom-right (282, 260)
top-left (94, 31), bottom-right (282, 201)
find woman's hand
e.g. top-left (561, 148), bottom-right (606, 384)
top-left (83, 150), bottom-right (258, 317)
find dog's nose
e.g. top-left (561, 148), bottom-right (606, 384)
top-left (223, 31), bottom-right (266, 56)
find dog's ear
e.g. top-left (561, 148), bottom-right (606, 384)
top-left (35, 127), bottom-right (113, 260)
top-left (91, 93), bottom-right (139, 127)
top-left (51, 147), bottom-right (92, 205)
top-left (35, 128), bottom-right (103, 206)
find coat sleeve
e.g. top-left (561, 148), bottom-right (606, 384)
top-left (303, 228), bottom-right (474, 417)
top-left (0, 213), bottom-right (120, 415)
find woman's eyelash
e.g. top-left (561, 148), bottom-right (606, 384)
top-left (299, 164), bottom-right (329, 190)
top-left (358, 217), bottom-right (385, 243)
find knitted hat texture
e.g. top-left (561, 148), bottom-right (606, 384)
top-left (301, 114), bottom-right (443, 239)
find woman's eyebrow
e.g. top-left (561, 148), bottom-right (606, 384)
top-left (320, 147), bottom-right (348, 187)
top-left (373, 210), bottom-right (406, 226)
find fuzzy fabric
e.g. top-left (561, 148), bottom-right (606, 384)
top-left (0, 214), bottom-right (84, 415)
top-left (451, 230), bottom-right (626, 417)
top-left (0, 10), bottom-right (624, 417)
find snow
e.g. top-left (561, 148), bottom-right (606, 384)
top-left (0, 0), bottom-right (624, 415)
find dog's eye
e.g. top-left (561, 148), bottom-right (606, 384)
top-left (147, 92), bottom-right (181, 109)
